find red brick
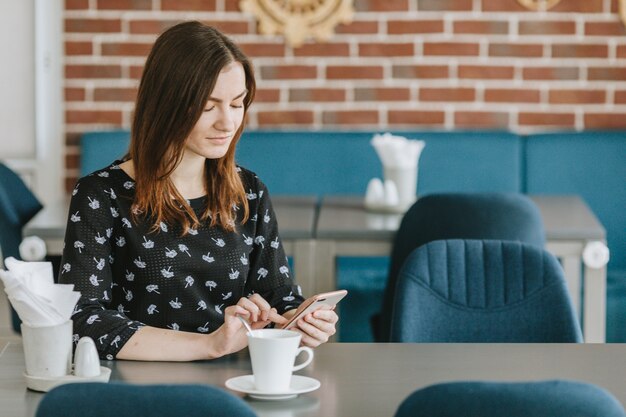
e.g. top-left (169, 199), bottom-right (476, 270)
top-left (65, 154), bottom-right (80, 170)
top-left (418, 0), bottom-right (472, 10)
top-left (254, 89), bottom-right (280, 103)
top-left (65, 0), bottom-right (88, 9)
top-left (420, 88), bottom-right (475, 102)
top-left (585, 22), bottom-right (626, 36)
top-left (454, 20), bottom-right (508, 34)
top-left (618, 45), bottom-right (626, 58)
top-left (65, 132), bottom-right (81, 146)
top-left (458, 65), bottom-right (514, 79)
top-left (96, 0), bottom-right (151, 10)
top-left (94, 88), bottom-right (138, 102)
top-left (336, 21), bottom-right (379, 34)
top-left (388, 111), bottom-right (445, 125)
top-left (354, 0), bottom-right (409, 12)
top-left (65, 41), bottom-right (92, 55)
top-left (257, 111), bottom-right (314, 125)
top-left (523, 66), bottom-right (579, 80)
top-left (424, 42), bottom-right (479, 56)
top-left (355, 88), bottom-right (411, 101)
top-left (519, 21), bottom-right (576, 35)
top-left (552, 44), bottom-right (608, 58)
top-left (65, 88), bottom-right (85, 101)
top-left (224, 0), bottom-right (239, 11)
top-left (484, 89), bottom-right (540, 103)
top-left (161, 0), bottom-right (215, 10)
top-left (66, 65), bottom-right (121, 79)
top-left (393, 65), bottom-right (449, 79)
top-left (610, 0), bottom-right (618, 12)
top-left (588, 67), bottom-right (626, 81)
top-left (489, 43), bottom-right (543, 57)
top-left (294, 43), bottom-right (350, 57)
top-left (481, 0), bottom-right (528, 11)
top-left (129, 19), bottom-right (249, 35)
top-left (548, 89), bottom-right (606, 104)
top-left (65, 18), bottom-right (121, 33)
top-left (289, 88), bottom-right (346, 102)
top-left (518, 112), bottom-right (575, 127)
top-left (326, 66), bottom-right (383, 80)
top-left (455, 111), bottom-right (509, 128)
top-left (550, 0), bottom-right (603, 12)
top-left (322, 111), bottom-right (379, 125)
top-left (584, 113), bottom-right (626, 128)
top-left (238, 43), bottom-right (285, 57)
top-left (130, 65), bottom-right (144, 79)
top-left (101, 42), bottom-right (153, 57)
top-left (260, 65), bottom-right (317, 80)
top-left (615, 91), bottom-right (626, 104)
top-left (388, 20), bottom-right (444, 34)
top-left (66, 110), bottom-right (123, 124)
top-left (359, 43), bottom-right (414, 57)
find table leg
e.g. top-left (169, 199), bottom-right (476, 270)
top-left (293, 240), bottom-right (317, 298)
top-left (583, 265), bottom-right (607, 343)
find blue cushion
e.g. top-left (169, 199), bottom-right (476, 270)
top-left (525, 131), bottom-right (626, 271)
top-left (390, 239), bottom-right (582, 343)
top-left (395, 380), bottom-right (626, 417)
top-left (80, 130), bottom-right (130, 176)
top-left (35, 382), bottom-right (257, 417)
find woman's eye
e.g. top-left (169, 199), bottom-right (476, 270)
top-left (203, 106), bottom-right (215, 112)
top-left (231, 104), bottom-right (244, 109)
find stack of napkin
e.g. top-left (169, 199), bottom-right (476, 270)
top-left (0, 257), bottom-right (80, 327)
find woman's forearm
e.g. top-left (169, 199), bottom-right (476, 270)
top-left (116, 326), bottom-right (221, 361)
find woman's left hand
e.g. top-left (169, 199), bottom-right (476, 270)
top-left (291, 309), bottom-right (338, 347)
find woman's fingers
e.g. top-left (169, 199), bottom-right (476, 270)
top-left (247, 294), bottom-right (272, 321)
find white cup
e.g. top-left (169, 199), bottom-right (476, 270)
top-left (21, 320), bottom-right (73, 378)
top-left (383, 165), bottom-right (418, 211)
top-left (247, 329), bottom-right (314, 392)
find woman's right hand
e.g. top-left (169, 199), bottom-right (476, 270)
top-left (207, 294), bottom-right (287, 358)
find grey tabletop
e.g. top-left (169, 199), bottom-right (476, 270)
top-left (316, 195), bottom-right (606, 241)
top-left (2, 339), bottom-right (626, 417)
top-left (24, 195), bottom-right (318, 241)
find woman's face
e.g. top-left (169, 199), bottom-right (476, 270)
top-left (184, 61), bottom-right (247, 160)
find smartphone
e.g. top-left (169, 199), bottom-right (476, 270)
top-left (281, 289), bottom-right (348, 330)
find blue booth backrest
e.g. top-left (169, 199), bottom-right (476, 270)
top-left (82, 130), bottom-right (522, 196)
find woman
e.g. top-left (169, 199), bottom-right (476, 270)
top-left (59, 21), bottom-right (337, 361)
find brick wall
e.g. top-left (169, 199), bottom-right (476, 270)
top-left (64, 0), bottom-right (626, 188)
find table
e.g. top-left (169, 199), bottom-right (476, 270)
top-left (2, 338), bottom-right (626, 417)
top-left (23, 196), bottom-right (319, 297)
top-left (316, 195), bottom-right (608, 343)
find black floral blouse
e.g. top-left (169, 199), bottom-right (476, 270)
top-left (59, 161), bottom-right (304, 360)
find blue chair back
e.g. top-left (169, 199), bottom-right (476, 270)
top-left (390, 239), bottom-right (582, 342)
top-left (375, 192), bottom-right (545, 341)
top-left (0, 163), bottom-right (43, 332)
top-left (395, 380), bottom-right (626, 417)
top-left (35, 382), bottom-right (257, 417)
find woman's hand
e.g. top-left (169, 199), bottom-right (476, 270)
top-left (208, 294), bottom-right (287, 358)
top-left (289, 309), bottom-right (338, 347)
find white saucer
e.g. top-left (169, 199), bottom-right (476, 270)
top-left (24, 366), bottom-right (111, 392)
top-left (225, 375), bottom-right (320, 401)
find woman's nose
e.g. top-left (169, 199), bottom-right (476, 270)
top-left (214, 107), bottom-right (235, 131)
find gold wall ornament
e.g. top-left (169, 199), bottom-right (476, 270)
top-left (239, 0), bottom-right (355, 48)
top-left (516, 0), bottom-right (563, 11)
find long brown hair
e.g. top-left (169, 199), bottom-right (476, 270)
top-left (129, 21), bottom-right (255, 234)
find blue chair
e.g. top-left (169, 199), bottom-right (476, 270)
top-left (390, 239), bottom-right (582, 342)
top-left (395, 380), bottom-right (626, 417)
top-left (0, 163), bottom-right (44, 332)
top-left (35, 382), bottom-right (257, 417)
top-left (374, 192), bottom-right (546, 342)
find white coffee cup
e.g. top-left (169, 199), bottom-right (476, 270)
top-left (247, 329), bottom-right (314, 392)
top-left (21, 320), bottom-right (73, 378)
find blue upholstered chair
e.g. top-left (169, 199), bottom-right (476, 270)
top-left (394, 380), bottom-right (626, 417)
top-left (390, 239), bottom-right (582, 342)
top-left (374, 192), bottom-right (546, 342)
top-left (0, 163), bottom-right (43, 332)
top-left (35, 382), bottom-right (257, 417)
